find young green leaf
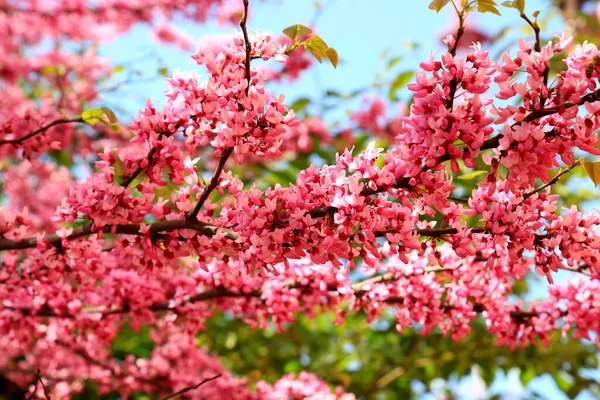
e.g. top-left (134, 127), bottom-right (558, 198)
top-left (388, 71), bottom-right (414, 101)
top-left (81, 108), bottom-right (107, 125)
top-left (583, 161), bottom-right (600, 187)
top-left (428, 0), bottom-right (451, 12)
top-left (457, 170), bottom-right (487, 180)
top-left (282, 24), bottom-right (313, 41)
top-left (515, 0), bottom-right (525, 12)
top-left (302, 36), bottom-right (330, 64)
top-left (112, 65), bottom-right (125, 73)
top-left (101, 107), bottom-right (118, 124)
top-left (477, 0), bottom-right (502, 15)
top-left (81, 107), bottom-right (119, 128)
top-left (326, 48), bottom-right (339, 68)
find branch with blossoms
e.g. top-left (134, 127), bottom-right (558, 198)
top-left (5, 0), bottom-right (600, 398)
top-left (0, 117), bottom-right (85, 146)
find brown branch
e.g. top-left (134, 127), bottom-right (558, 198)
top-left (0, 217), bottom-right (552, 253)
top-left (240, 0), bottom-right (252, 95)
top-left (38, 373), bottom-right (50, 400)
top-left (523, 87), bottom-right (600, 123)
top-left (187, 146), bottom-right (234, 221)
top-left (8, 261), bottom-right (589, 321)
top-left (0, 117), bottom-right (84, 146)
top-left (25, 371), bottom-right (41, 400)
top-left (55, 340), bottom-right (160, 387)
top-left (186, 0), bottom-right (250, 220)
top-left (0, 219), bottom-right (237, 251)
top-left (160, 374), bottom-right (222, 400)
top-left (520, 13), bottom-right (541, 53)
top-left (522, 162), bottom-right (579, 201)
top-left (520, 11), bottom-right (550, 90)
top-left (120, 131), bottom-right (172, 188)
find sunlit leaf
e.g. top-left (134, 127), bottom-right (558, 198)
top-left (457, 170), bottom-right (487, 180)
top-left (302, 36), bottom-right (330, 64)
top-left (583, 161), bottom-right (600, 187)
top-left (290, 97), bottom-right (311, 113)
top-left (81, 108), bottom-right (106, 125)
top-left (326, 47), bottom-right (339, 68)
top-left (428, 0), bottom-right (451, 12)
top-left (282, 24), bottom-right (313, 41)
top-left (388, 71), bottom-right (414, 101)
top-left (101, 107), bottom-right (118, 124)
top-left (477, 0), bottom-right (502, 15)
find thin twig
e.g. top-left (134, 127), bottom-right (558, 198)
top-left (187, 146), bottom-right (234, 221)
top-left (520, 11), bottom-right (550, 97)
top-left (160, 374), bottom-right (222, 400)
top-left (6, 259), bottom-right (590, 322)
top-left (240, 0), bottom-right (252, 95)
top-left (187, 1), bottom-right (251, 220)
top-left (38, 374), bottom-right (50, 400)
top-left (0, 218), bottom-right (237, 251)
top-left (522, 162), bottom-right (579, 201)
top-left (0, 117), bottom-right (84, 146)
top-left (26, 370), bottom-right (41, 400)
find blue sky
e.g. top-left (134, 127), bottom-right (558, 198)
top-left (102, 0), bottom-right (555, 113)
top-left (99, 1), bottom-right (597, 398)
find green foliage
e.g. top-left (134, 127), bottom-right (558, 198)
top-left (583, 161), bottom-right (600, 187)
top-left (501, 0), bottom-right (526, 12)
top-left (282, 23), bottom-right (338, 68)
top-left (388, 71), bottom-right (414, 101)
top-left (428, 0), bottom-right (452, 12)
top-left (191, 311), bottom-right (599, 399)
top-left (81, 107), bottom-right (120, 132)
top-left (477, 0), bottom-right (502, 14)
top-left (282, 24), bottom-right (313, 41)
top-left (301, 36), bottom-right (338, 68)
top-left (457, 170), bottom-right (487, 180)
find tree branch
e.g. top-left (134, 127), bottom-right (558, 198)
top-left (0, 219), bottom-right (237, 251)
top-left (187, 146), bottom-right (234, 221)
top-left (5, 262), bottom-right (588, 322)
top-left (0, 117), bottom-right (84, 146)
top-left (160, 374), bottom-right (222, 400)
top-left (240, 0), bottom-right (252, 95)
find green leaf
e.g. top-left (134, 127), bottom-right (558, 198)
top-left (282, 24), bottom-right (313, 41)
top-left (326, 47), bottom-right (339, 68)
top-left (502, 0), bottom-right (525, 11)
top-left (81, 108), bottom-right (107, 125)
top-left (386, 55), bottom-right (403, 69)
top-left (41, 65), bottom-right (66, 76)
top-left (101, 107), bottom-right (118, 124)
top-left (428, 0), bottom-right (451, 12)
top-left (81, 107), bottom-right (119, 127)
top-left (112, 65), bottom-right (125, 73)
top-left (457, 170), bottom-right (487, 180)
top-left (477, 0), bottom-right (502, 15)
top-left (157, 67), bottom-right (168, 76)
top-left (290, 97), bottom-right (311, 113)
top-left (583, 161), bottom-right (600, 187)
top-left (388, 71), bottom-right (414, 101)
top-left (302, 36), bottom-right (330, 64)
